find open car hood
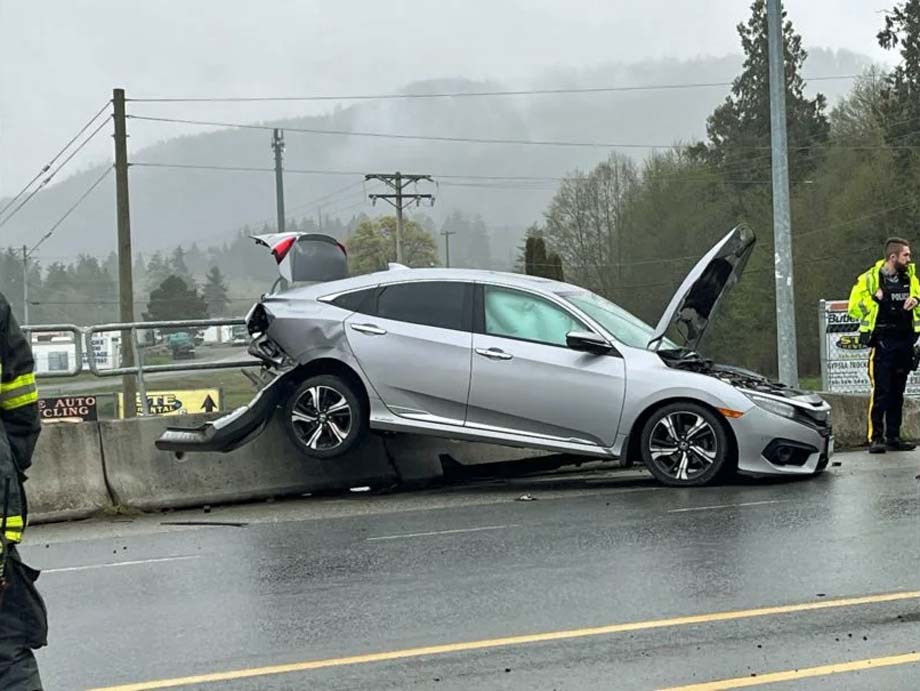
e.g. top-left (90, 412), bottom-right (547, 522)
top-left (251, 232), bottom-right (348, 284)
top-left (647, 224), bottom-right (756, 351)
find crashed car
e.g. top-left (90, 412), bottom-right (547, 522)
top-left (156, 224), bottom-right (833, 487)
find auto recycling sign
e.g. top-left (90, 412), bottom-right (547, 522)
top-left (819, 300), bottom-right (920, 395)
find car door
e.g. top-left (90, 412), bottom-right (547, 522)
top-left (466, 284), bottom-right (626, 447)
top-left (344, 280), bottom-right (473, 425)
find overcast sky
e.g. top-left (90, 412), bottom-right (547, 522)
top-left (0, 0), bottom-right (895, 197)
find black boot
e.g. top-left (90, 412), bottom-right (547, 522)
top-left (869, 440), bottom-right (887, 454)
top-left (886, 438), bottom-right (916, 451)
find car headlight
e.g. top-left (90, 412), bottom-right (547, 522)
top-left (743, 392), bottom-right (796, 420)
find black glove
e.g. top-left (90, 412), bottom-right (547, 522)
top-left (858, 331), bottom-right (872, 346)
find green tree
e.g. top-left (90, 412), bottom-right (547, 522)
top-left (143, 275), bottom-right (208, 322)
top-left (344, 216), bottom-right (439, 275)
top-left (693, 0), bottom-right (829, 189)
top-left (877, 0), bottom-right (920, 229)
top-left (202, 266), bottom-right (230, 317)
top-left (170, 246), bottom-right (193, 284)
top-left (542, 153), bottom-right (638, 298)
top-left (524, 236), bottom-right (564, 281)
top-left (146, 252), bottom-right (171, 292)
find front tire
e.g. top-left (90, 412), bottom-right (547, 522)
top-left (282, 374), bottom-right (368, 459)
top-left (639, 402), bottom-right (730, 487)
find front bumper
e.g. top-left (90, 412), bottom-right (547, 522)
top-left (154, 372), bottom-right (290, 456)
top-left (733, 406), bottom-right (833, 477)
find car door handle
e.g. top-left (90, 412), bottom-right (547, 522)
top-left (350, 323), bottom-right (387, 336)
top-left (475, 347), bottom-right (513, 361)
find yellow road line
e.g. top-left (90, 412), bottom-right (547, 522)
top-left (660, 652), bottom-right (920, 690)
top-left (87, 590), bottom-right (920, 691)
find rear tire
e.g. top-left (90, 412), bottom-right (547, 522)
top-left (282, 374), bottom-right (368, 459)
top-left (639, 402), bottom-right (729, 487)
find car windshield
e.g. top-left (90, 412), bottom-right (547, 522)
top-left (560, 290), bottom-right (678, 350)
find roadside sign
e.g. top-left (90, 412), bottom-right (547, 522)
top-left (38, 395), bottom-right (98, 423)
top-left (117, 389), bottom-right (222, 418)
top-left (819, 299), bottom-right (920, 395)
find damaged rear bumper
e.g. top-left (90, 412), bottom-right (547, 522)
top-left (155, 372), bottom-right (290, 455)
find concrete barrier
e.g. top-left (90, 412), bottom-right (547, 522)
top-left (27, 421), bottom-right (113, 523)
top-left (23, 390), bottom-right (903, 521)
top-left (100, 414), bottom-right (399, 511)
top-left (820, 392), bottom-right (920, 449)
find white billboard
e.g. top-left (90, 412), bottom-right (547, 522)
top-left (819, 299), bottom-right (920, 395)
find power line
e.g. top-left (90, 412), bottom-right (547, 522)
top-left (0, 116), bottom-right (111, 230)
top-left (27, 167), bottom-right (113, 257)
top-left (0, 101), bottom-right (110, 221)
top-left (126, 115), bottom-right (755, 150)
top-left (128, 113), bottom-right (920, 152)
top-left (125, 74), bottom-right (860, 103)
top-left (130, 161), bottom-right (568, 181)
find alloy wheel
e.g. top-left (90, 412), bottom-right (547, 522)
top-left (648, 411), bottom-right (718, 482)
top-left (290, 385), bottom-right (354, 451)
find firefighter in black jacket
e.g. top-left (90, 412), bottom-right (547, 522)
top-left (0, 291), bottom-right (45, 689)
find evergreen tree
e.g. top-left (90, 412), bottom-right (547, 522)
top-left (144, 275), bottom-right (209, 322)
top-left (202, 266), bottom-right (230, 317)
top-left (170, 246), bottom-right (193, 284)
top-left (693, 0), bottom-right (830, 189)
top-left (877, 0), bottom-right (920, 229)
top-left (146, 252), bottom-right (171, 292)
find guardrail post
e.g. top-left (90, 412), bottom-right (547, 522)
top-left (818, 300), bottom-right (828, 392)
top-left (131, 325), bottom-right (150, 416)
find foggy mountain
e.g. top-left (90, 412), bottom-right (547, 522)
top-left (0, 48), bottom-right (873, 266)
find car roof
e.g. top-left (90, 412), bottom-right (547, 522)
top-left (275, 268), bottom-right (583, 300)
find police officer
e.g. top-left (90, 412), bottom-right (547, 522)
top-left (848, 237), bottom-right (920, 454)
top-left (0, 291), bottom-right (45, 689)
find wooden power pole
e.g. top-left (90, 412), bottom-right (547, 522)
top-left (365, 172), bottom-right (435, 263)
top-left (113, 88), bottom-right (138, 417)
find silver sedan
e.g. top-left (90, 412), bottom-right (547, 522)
top-left (157, 227), bottom-right (832, 487)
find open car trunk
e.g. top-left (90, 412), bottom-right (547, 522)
top-left (155, 233), bottom-right (348, 457)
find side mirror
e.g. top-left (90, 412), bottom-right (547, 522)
top-left (566, 331), bottom-right (612, 355)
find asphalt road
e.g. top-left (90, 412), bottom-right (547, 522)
top-left (21, 449), bottom-right (920, 690)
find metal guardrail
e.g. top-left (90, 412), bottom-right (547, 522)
top-left (28, 317), bottom-right (261, 416)
top-left (22, 324), bottom-right (85, 378)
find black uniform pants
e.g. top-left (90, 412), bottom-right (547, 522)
top-left (868, 333), bottom-right (915, 443)
top-left (0, 545), bottom-right (46, 691)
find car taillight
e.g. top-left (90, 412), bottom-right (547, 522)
top-left (271, 237), bottom-right (297, 263)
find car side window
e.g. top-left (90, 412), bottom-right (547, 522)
top-left (376, 282), bottom-right (470, 331)
top-left (331, 288), bottom-right (377, 314)
top-left (483, 286), bottom-right (585, 346)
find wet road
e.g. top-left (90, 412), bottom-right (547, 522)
top-left (22, 450), bottom-right (920, 690)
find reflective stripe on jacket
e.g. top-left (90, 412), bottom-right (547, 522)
top-left (847, 259), bottom-right (920, 334)
top-left (0, 292), bottom-right (40, 545)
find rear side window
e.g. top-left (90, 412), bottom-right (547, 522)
top-left (331, 288), bottom-right (376, 314)
top-left (376, 282), bottom-right (470, 331)
top-left (289, 236), bottom-right (348, 283)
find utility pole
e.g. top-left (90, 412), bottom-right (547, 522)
top-left (21, 246), bottom-right (29, 326)
top-left (441, 229), bottom-right (456, 268)
top-left (365, 172), bottom-right (435, 263)
top-left (272, 129), bottom-right (286, 234)
top-left (113, 88), bottom-right (138, 417)
top-left (767, 0), bottom-right (798, 386)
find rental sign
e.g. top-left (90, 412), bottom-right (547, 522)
top-left (116, 389), bottom-right (222, 418)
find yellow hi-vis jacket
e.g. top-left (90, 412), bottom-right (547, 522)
top-left (847, 259), bottom-right (920, 335)
top-left (0, 292), bottom-right (40, 546)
